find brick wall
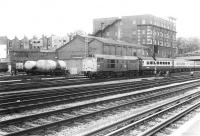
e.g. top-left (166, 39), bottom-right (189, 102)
top-left (57, 37), bottom-right (86, 60)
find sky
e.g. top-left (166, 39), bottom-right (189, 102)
top-left (0, 0), bottom-right (200, 39)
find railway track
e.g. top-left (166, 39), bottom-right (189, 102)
top-left (0, 76), bottom-right (198, 114)
top-left (91, 88), bottom-right (200, 136)
top-left (0, 77), bottom-right (200, 135)
top-left (0, 76), bottom-right (90, 92)
top-left (0, 71), bottom-right (197, 92)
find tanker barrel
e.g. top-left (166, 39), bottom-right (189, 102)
top-left (36, 60), bottom-right (57, 72)
top-left (24, 61), bottom-right (37, 71)
top-left (57, 60), bottom-right (67, 70)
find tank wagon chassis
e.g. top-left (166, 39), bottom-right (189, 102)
top-left (82, 54), bottom-right (200, 79)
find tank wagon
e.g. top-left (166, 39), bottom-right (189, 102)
top-left (82, 54), bottom-right (200, 78)
top-left (24, 60), bottom-right (68, 75)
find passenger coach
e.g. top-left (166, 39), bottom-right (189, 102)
top-left (140, 57), bottom-right (173, 75)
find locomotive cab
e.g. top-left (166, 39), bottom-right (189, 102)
top-left (82, 57), bottom-right (97, 78)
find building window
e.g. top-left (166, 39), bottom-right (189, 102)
top-left (160, 41), bottom-right (163, 46)
top-left (142, 19), bottom-right (146, 24)
top-left (160, 32), bottom-right (163, 37)
top-left (142, 30), bottom-right (146, 35)
top-left (132, 31), bottom-right (137, 35)
top-left (147, 30), bottom-right (152, 35)
top-left (152, 31), bottom-right (155, 36)
top-left (147, 39), bottom-right (152, 44)
top-left (154, 40), bottom-right (157, 45)
top-left (132, 20), bottom-right (136, 24)
top-left (142, 39), bottom-right (146, 44)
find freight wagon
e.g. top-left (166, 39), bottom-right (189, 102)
top-left (24, 59), bottom-right (68, 75)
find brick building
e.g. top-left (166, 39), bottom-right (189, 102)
top-left (47, 35), bottom-right (69, 49)
top-left (57, 35), bottom-right (147, 60)
top-left (93, 14), bottom-right (177, 58)
top-left (56, 35), bottom-right (147, 74)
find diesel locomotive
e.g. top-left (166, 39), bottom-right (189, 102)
top-left (82, 54), bottom-right (200, 78)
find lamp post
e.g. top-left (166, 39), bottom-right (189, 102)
top-left (153, 45), bottom-right (157, 76)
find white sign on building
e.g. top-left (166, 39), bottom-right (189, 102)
top-left (0, 44), bottom-right (7, 59)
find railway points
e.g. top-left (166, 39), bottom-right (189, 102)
top-left (1, 75), bottom-right (200, 135)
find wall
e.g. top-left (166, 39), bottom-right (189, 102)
top-left (88, 40), bottom-right (103, 55)
top-left (57, 37), bottom-right (85, 60)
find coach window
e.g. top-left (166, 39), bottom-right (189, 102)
top-left (110, 59), bottom-right (115, 68)
top-left (168, 62), bottom-right (170, 65)
top-left (147, 61), bottom-right (149, 65)
top-left (150, 61), bottom-right (153, 65)
top-left (157, 62), bottom-right (159, 65)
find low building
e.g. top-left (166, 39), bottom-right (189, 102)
top-left (57, 35), bottom-right (148, 60)
top-left (56, 35), bottom-right (148, 74)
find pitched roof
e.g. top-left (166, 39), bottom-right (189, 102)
top-left (83, 35), bottom-right (148, 49)
top-left (56, 35), bottom-right (148, 51)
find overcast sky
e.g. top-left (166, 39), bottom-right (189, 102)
top-left (0, 0), bottom-right (199, 39)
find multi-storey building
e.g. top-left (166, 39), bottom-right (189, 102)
top-left (47, 35), bottom-right (69, 49)
top-left (93, 14), bottom-right (176, 58)
top-left (29, 36), bottom-right (43, 49)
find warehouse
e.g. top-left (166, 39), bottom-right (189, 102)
top-left (56, 35), bottom-right (148, 74)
